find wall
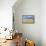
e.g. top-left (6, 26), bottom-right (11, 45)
top-left (41, 0), bottom-right (46, 46)
top-left (0, 0), bottom-right (16, 30)
top-left (13, 0), bottom-right (41, 46)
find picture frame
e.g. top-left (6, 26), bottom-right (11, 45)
top-left (22, 15), bottom-right (35, 24)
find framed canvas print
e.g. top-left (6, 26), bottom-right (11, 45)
top-left (22, 15), bottom-right (35, 24)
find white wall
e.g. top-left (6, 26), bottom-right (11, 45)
top-left (13, 0), bottom-right (46, 46)
top-left (41, 0), bottom-right (46, 46)
top-left (13, 0), bottom-right (41, 46)
top-left (0, 0), bottom-right (16, 30)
